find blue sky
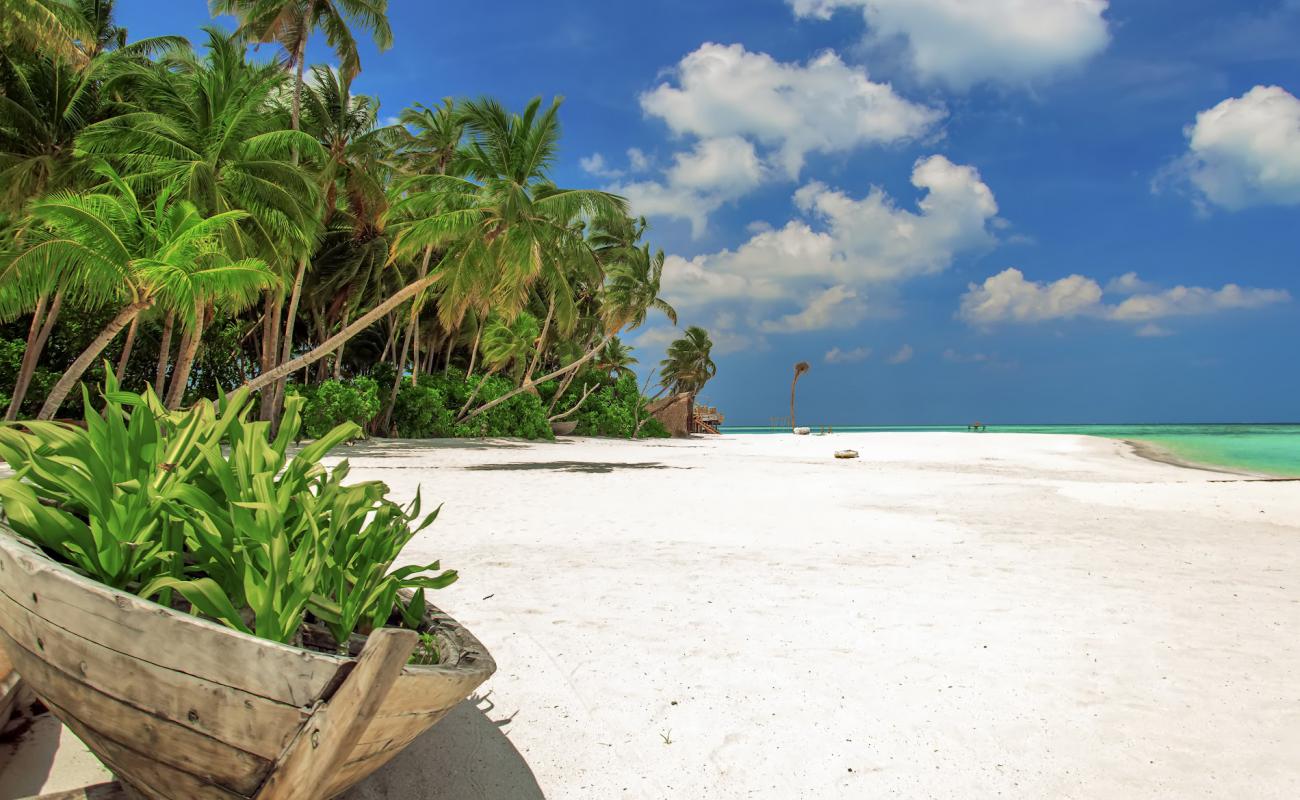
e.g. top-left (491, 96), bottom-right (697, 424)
top-left (118, 1), bottom-right (1300, 424)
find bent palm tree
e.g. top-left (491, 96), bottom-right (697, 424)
top-left (660, 326), bottom-right (716, 396)
top-left (790, 361), bottom-right (810, 429)
top-left (7, 168), bottom-right (275, 418)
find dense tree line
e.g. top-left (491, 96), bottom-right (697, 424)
top-left (0, 0), bottom-right (717, 437)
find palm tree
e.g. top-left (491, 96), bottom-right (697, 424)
top-left (244, 97), bottom-right (627, 397)
top-left (213, 0), bottom-right (392, 136)
top-left (790, 361), bottom-right (810, 429)
top-left (595, 337), bottom-right (637, 378)
top-left (5, 167), bottom-right (275, 418)
top-left (455, 311), bottom-right (539, 418)
top-left (659, 326), bottom-right (716, 396)
top-left (0, 0), bottom-right (92, 65)
top-left (77, 29), bottom-right (322, 413)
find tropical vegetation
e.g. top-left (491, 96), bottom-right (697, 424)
top-left (0, 0), bottom-right (716, 440)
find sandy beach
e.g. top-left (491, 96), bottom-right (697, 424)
top-left (5, 432), bottom-right (1297, 799)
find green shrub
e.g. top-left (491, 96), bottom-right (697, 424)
top-left (554, 372), bottom-right (667, 438)
top-left (290, 377), bottom-right (381, 439)
top-left (0, 374), bottom-right (455, 651)
top-left (393, 380), bottom-right (456, 438)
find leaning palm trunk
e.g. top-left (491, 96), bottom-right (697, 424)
top-left (377, 311), bottom-right (413, 435)
top-left (38, 299), bottom-right (154, 420)
top-left (464, 333), bottom-right (614, 421)
top-left (165, 303), bottom-right (206, 410)
top-left (242, 271), bottom-right (442, 394)
top-left (332, 307), bottom-right (352, 381)
top-left (6, 290), bottom-right (62, 420)
top-left (154, 310), bottom-right (174, 396)
top-left (269, 257), bottom-right (309, 422)
top-left (522, 294), bottom-right (555, 391)
top-left (114, 316), bottom-right (139, 382)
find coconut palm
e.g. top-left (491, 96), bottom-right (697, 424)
top-left (213, 0), bottom-right (392, 135)
top-left (659, 326), bottom-right (716, 396)
top-left (595, 337), bottom-right (637, 378)
top-left (0, 0), bottom-right (92, 65)
top-left (245, 97), bottom-right (626, 396)
top-left (790, 361), bottom-right (810, 429)
top-left (4, 167), bottom-right (275, 418)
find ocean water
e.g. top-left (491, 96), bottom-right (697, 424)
top-left (720, 423), bottom-right (1300, 477)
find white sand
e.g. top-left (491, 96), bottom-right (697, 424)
top-left (5, 433), bottom-right (1298, 798)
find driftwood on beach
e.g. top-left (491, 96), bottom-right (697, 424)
top-left (0, 531), bottom-right (495, 800)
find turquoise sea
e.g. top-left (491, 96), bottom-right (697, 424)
top-left (720, 423), bottom-right (1300, 477)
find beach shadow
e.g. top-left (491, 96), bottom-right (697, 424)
top-left (0, 713), bottom-right (60, 800)
top-left (343, 696), bottom-right (543, 800)
top-left (340, 439), bottom-right (533, 454)
top-left (463, 460), bottom-right (680, 474)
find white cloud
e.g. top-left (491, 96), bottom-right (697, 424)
top-left (760, 285), bottom-right (868, 333)
top-left (606, 137), bottom-right (766, 238)
top-left (1106, 271), bottom-right (1156, 294)
top-left (663, 154), bottom-right (1000, 314)
top-left (641, 42), bottom-right (943, 178)
top-left (1135, 323), bottom-right (1173, 338)
top-left (958, 268), bottom-right (1103, 324)
top-left (580, 153), bottom-right (624, 179)
top-left (959, 267), bottom-right (1291, 327)
top-left (1171, 85), bottom-right (1300, 210)
top-left (825, 345), bottom-right (872, 364)
top-left (626, 148), bottom-right (650, 172)
top-left (886, 343), bottom-right (914, 364)
top-left (1109, 283), bottom-right (1292, 321)
top-left (788, 0), bottom-right (1111, 89)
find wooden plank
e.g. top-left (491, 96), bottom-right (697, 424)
top-left (48, 701), bottom-right (247, 800)
top-left (0, 535), bottom-right (342, 708)
top-left (1, 646), bottom-right (22, 729)
top-left (374, 664), bottom-right (493, 718)
top-left (0, 628), bottom-right (271, 797)
top-left (351, 706), bottom-right (456, 752)
top-left (255, 629), bottom-right (417, 800)
top-left (325, 746), bottom-right (408, 797)
top-left (0, 592), bottom-right (306, 759)
top-left (15, 781), bottom-right (131, 800)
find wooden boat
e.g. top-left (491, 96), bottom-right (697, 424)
top-left (0, 529), bottom-right (495, 800)
top-left (1, 643), bottom-right (29, 733)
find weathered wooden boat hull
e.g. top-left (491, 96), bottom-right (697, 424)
top-left (0, 531), bottom-right (495, 800)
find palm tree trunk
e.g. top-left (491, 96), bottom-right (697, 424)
top-left (465, 323), bottom-right (483, 379)
top-left (442, 330), bottom-right (455, 372)
top-left (377, 307), bottom-right (413, 435)
top-left (165, 302), bottom-right (206, 410)
top-left (114, 316), bottom-right (139, 383)
top-left (270, 256), bottom-right (309, 421)
top-left (6, 290), bottom-right (62, 420)
top-left (410, 313), bottom-right (421, 386)
top-left (380, 312), bottom-right (398, 362)
top-left (523, 293), bottom-right (554, 391)
top-left (242, 271), bottom-right (442, 394)
top-left (332, 307), bottom-right (351, 381)
top-left (38, 299), bottom-right (154, 420)
top-left (456, 367), bottom-right (500, 420)
top-left (464, 333), bottom-right (615, 422)
top-left (258, 292), bottom-right (282, 420)
top-left (154, 310), bottom-right (174, 395)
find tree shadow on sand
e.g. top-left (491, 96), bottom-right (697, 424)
top-left (343, 694), bottom-right (542, 800)
top-left (463, 460), bottom-right (685, 474)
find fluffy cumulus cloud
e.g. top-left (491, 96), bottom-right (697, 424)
top-left (959, 267), bottom-right (1290, 330)
top-left (760, 285), bottom-right (868, 332)
top-left (641, 43), bottom-right (942, 178)
top-left (605, 137), bottom-right (766, 238)
top-left (1171, 85), bottom-right (1300, 210)
top-left (825, 345), bottom-right (872, 364)
top-left (788, 0), bottom-right (1110, 88)
top-left (663, 155), bottom-right (1000, 320)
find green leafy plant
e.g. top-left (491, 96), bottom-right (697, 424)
top-left (0, 370), bottom-right (456, 650)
